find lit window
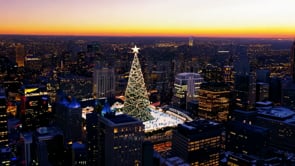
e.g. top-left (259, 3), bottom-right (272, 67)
top-left (114, 128), bottom-right (118, 134)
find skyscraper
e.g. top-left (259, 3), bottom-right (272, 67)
top-left (55, 96), bottom-right (82, 142)
top-left (15, 43), bottom-right (25, 67)
top-left (197, 82), bottom-right (231, 122)
top-left (93, 65), bottom-right (115, 98)
top-left (172, 119), bottom-right (223, 165)
top-left (97, 113), bottom-right (145, 166)
top-left (0, 89), bottom-right (8, 148)
top-left (123, 46), bottom-right (153, 121)
top-left (172, 72), bottom-right (203, 109)
top-left (233, 45), bottom-right (256, 110)
top-left (291, 41), bottom-right (295, 82)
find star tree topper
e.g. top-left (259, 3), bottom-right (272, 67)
top-left (131, 45), bottom-right (140, 55)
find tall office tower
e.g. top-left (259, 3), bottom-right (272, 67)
top-left (291, 41), bottom-right (295, 82)
top-left (97, 113), bottom-right (145, 166)
top-left (171, 119), bottom-right (223, 165)
top-left (234, 46), bottom-right (256, 110)
top-left (254, 106), bottom-right (295, 152)
top-left (123, 46), bottom-right (153, 121)
top-left (172, 72), bottom-right (203, 109)
top-left (256, 82), bottom-right (269, 102)
top-left (21, 132), bottom-right (33, 166)
top-left (20, 85), bottom-right (49, 130)
top-left (35, 127), bottom-right (64, 166)
top-left (226, 121), bottom-right (268, 157)
top-left (93, 65), bottom-right (115, 98)
top-left (0, 89), bottom-right (8, 148)
top-left (55, 96), bottom-right (82, 142)
top-left (197, 82), bottom-right (231, 122)
top-left (15, 43), bottom-right (25, 67)
top-left (269, 77), bottom-right (282, 104)
top-left (86, 111), bottom-right (99, 166)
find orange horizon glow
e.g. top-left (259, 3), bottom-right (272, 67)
top-left (1, 0), bottom-right (295, 39)
top-left (1, 26), bottom-right (294, 39)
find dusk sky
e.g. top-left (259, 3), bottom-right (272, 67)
top-left (1, 0), bottom-right (295, 38)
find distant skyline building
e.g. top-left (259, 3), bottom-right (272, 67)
top-left (172, 72), bottom-right (203, 109)
top-left (291, 41), bottom-right (295, 82)
top-left (93, 65), bottom-right (115, 98)
top-left (15, 43), bottom-right (25, 67)
top-left (188, 36), bottom-right (194, 47)
top-left (223, 65), bottom-right (234, 84)
top-left (97, 113), bottom-right (144, 166)
top-left (123, 46), bottom-right (153, 121)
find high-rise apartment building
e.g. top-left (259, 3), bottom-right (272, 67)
top-left (93, 66), bottom-right (115, 98)
top-left (97, 113), bottom-right (144, 166)
top-left (172, 72), bottom-right (203, 109)
top-left (171, 119), bottom-right (223, 165)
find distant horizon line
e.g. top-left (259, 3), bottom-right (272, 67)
top-left (0, 33), bottom-right (294, 40)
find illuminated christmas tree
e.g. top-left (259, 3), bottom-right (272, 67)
top-left (123, 46), bottom-right (153, 121)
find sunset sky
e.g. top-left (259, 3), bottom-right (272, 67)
top-left (1, 0), bottom-right (295, 38)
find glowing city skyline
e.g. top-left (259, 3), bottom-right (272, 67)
top-left (1, 0), bottom-right (295, 38)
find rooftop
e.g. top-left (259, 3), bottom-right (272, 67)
top-left (258, 107), bottom-right (295, 120)
top-left (176, 119), bottom-right (222, 137)
top-left (36, 127), bottom-right (63, 141)
top-left (105, 113), bottom-right (139, 124)
top-left (175, 72), bottom-right (203, 80)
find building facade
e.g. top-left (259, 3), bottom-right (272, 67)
top-left (93, 66), bottom-right (115, 98)
top-left (97, 113), bottom-right (145, 166)
top-left (172, 119), bottom-right (223, 165)
top-left (0, 89), bottom-right (8, 148)
top-left (172, 72), bottom-right (203, 109)
top-left (197, 82), bottom-right (231, 122)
